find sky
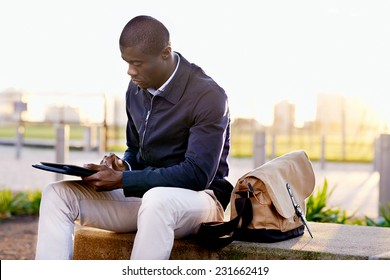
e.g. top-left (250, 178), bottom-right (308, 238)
top-left (1, 0), bottom-right (390, 125)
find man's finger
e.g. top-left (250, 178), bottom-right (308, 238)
top-left (83, 163), bottom-right (102, 170)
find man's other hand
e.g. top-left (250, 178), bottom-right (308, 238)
top-left (81, 163), bottom-right (123, 191)
top-left (100, 152), bottom-right (129, 171)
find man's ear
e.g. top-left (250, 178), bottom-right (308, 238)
top-left (161, 46), bottom-right (172, 60)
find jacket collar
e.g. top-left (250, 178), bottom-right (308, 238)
top-left (157, 52), bottom-right (191, 104)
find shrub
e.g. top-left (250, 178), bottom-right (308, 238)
top-left (305, 179), bottom-right (390, 227)
top-left (306, 179), bottom-right (357, 224)
top-left (0, 189), bottom-right (41, 220)
top-left (363, 203), bottom-right (390, 227)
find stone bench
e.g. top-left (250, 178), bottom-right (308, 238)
top-left (73, 222), bottom-right (390, 260)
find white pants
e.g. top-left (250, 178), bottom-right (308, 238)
top-left (35, 180), bottom-right (224, 260)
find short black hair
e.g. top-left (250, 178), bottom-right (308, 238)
top-left (119, 15), bottom-right (170, 55)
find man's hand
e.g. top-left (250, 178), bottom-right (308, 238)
top-left (100, 152), bottom-right (129, 171)
top-left (81, 163), bottom-right (123, 192)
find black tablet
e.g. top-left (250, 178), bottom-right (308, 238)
top-left (32, 162), bottom-right (97, 177)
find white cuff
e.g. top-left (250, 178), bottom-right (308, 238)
top-left (123, 160), bottom-right (132, 171)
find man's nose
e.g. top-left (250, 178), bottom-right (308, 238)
top-left (127, 65), bottom-right (138, 76)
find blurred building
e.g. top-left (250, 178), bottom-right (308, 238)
top-left (315, 93), bottom-right (344, 134)
top-left (45, 105), bottom-right (81, 123)
top-left (315, 93), bottom-right (386, 137)
top-left (231, 117), bottom-right (262, 133)
top-left (0, 88), bottom-right (27, 124)
top-left (273, 100), bottom-right (295, 134)
top-left (0, 88), bottom-right (128, 129)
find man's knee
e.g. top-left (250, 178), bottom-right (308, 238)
top-left (42, 181), bottom-right (66, 199)
top-left (141, 187), bottom-right (170, 209)
top-left (41, 181), bottom-right (81, 205)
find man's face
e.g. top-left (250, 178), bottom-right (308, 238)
top-left (120, 45), bottom-right (167, 90)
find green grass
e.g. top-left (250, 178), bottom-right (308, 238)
top-left (231, 130), bottom-right (374, 162)
top-left (1, 124), bottom-right (375, 161)
top-left (0, 124), bottom-right (84, 140)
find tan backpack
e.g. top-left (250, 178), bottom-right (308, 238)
top-left (197, 150), bottom-right (315, 249)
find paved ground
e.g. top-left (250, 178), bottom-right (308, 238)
top-left (0, 144), bottom-right (380, 219)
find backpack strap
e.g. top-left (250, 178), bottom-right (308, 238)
top-left (196, 193), bottom-right (253, 249)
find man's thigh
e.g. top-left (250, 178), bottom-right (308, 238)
top-left (139, 187), bottom-right (224, 238)
top-left (52, 180), bottom-right (142, 232)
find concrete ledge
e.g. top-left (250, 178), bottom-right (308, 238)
top-left (73, 222), bottom-right (390, 260)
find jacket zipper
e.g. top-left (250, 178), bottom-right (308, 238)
top-left (140, 95), bottom-right (155, 158)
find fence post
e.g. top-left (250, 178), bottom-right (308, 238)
top-left (14, 101), bottom-right (27, 159)
top-left (271, 133), bottom-right (276, 159)
top-left (55, 124), bottom-right (70, 181)
top-left (15, 124), bottom-right (24, 159)
top-left (379, 134), bottom-right (390, 215)
top-left (320, 134), bottom-right (326, 170)
top-left (83, 125), bottom-right (92, 151)
top-left (373, 137), bottom-right (380, 172)
top-left (253, 131), bottom-right (266, 168)
top-left (98, 125), bottom-right (107, 155)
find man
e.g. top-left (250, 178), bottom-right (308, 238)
top-left (35, 15), bottom-right (232, 260)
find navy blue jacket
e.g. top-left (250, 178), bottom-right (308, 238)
top-left (121, 53), bottom-right (232, 208)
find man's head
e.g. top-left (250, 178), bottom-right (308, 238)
top-left (119, 15), bottom-right (175, 90)
top-left (119, 15), bottom-right (170, 55)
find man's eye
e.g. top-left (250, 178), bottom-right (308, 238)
top-left (132, 62), bottom-right (142, 67)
